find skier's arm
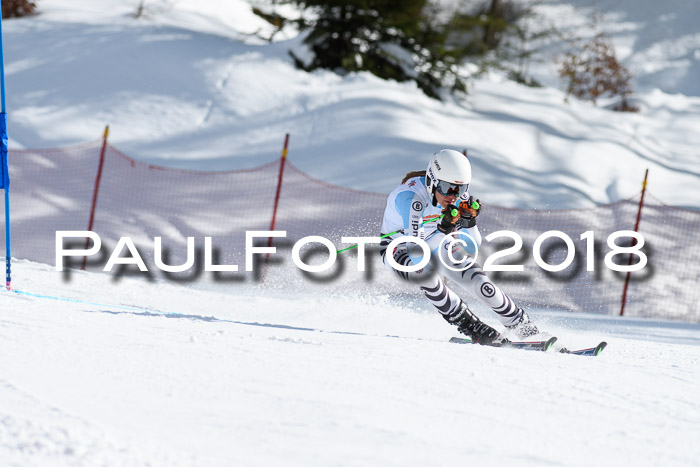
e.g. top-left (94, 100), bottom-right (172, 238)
top-left (456, 196), bottom-right (483, 253)
top-left (395, 192), bottom-right (481, 258)
top-left (394, 191), bottom-right (441, 262)
top-left (457, 225), bottom-right (481, 255)
top-left (424, 201), bottom-right (482, 256)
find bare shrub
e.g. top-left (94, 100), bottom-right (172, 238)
top-left (558, 32), bottom-right (638, 112)
top-left (2, 0), bottom-right (37, 18)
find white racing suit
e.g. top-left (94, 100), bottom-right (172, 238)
top-left (379, 176), bottom-right (524, 327)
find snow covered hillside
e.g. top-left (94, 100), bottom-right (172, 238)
top-left (3, 0), bottom-right (700, 208)
top-left (2, 1), bottom-right (700, 466)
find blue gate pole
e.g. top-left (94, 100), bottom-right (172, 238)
top-left (0, 8), bottom-right (12, 290)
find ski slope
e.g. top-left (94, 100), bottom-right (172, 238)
top-left (2, 0), bottom-right (700, 465)
top-left (2, 260), bottom-right (700, 466)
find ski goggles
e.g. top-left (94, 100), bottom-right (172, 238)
top-left (435, 180), bottom-right (469, 198)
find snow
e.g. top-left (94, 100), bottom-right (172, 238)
top-left (4, 0), bottom-right (700, 208)
top-left (2, 260), bottom-right (700, 466)
top-left (2, 254), bottom-right (699, 466)
top-left (2, 0), bottom-right (700, 465)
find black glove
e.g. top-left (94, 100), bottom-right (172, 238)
top-left (459, 196), bottom-right (481, 228)
top-left (437, 204), bottom-right (460, 234)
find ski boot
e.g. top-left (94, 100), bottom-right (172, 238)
top-left (505, 308), bottom-right (540, 340)
top-left (444, 301), bottom-right (509, 346)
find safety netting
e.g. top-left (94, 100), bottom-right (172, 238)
top-left (2, 140), bottom-right (699, 322)
top-left (477, 195), bottom-right (700, 323)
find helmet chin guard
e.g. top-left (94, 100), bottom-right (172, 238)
top-left (426, 149), bottom-right (472, 206)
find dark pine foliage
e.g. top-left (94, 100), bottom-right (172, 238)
top-left (289, 0), bottom-right (464, 99)
top-left (273, 0), bottom-right (545, 99)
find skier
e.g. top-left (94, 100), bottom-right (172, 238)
top-left (379, 149), bottom-right (540, 345)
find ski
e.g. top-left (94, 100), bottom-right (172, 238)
top-left (559, 342), bottom-right (607, 357)
top-left (449, 336), bottom-right (557, 352)
top-left (450, 336), bottom-right (606, 356)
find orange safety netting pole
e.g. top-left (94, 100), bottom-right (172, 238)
top-left (261, 134), bottom-right (289, 280)
top-left (82, 125), bottom-right (109, 270)
top-left (268, 133), bottom-right (289, 237)
top-left (620, 168), bottom-right (649, 317)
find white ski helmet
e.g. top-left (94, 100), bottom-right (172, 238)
top-left (425, 149), bottom-right (472, 205)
